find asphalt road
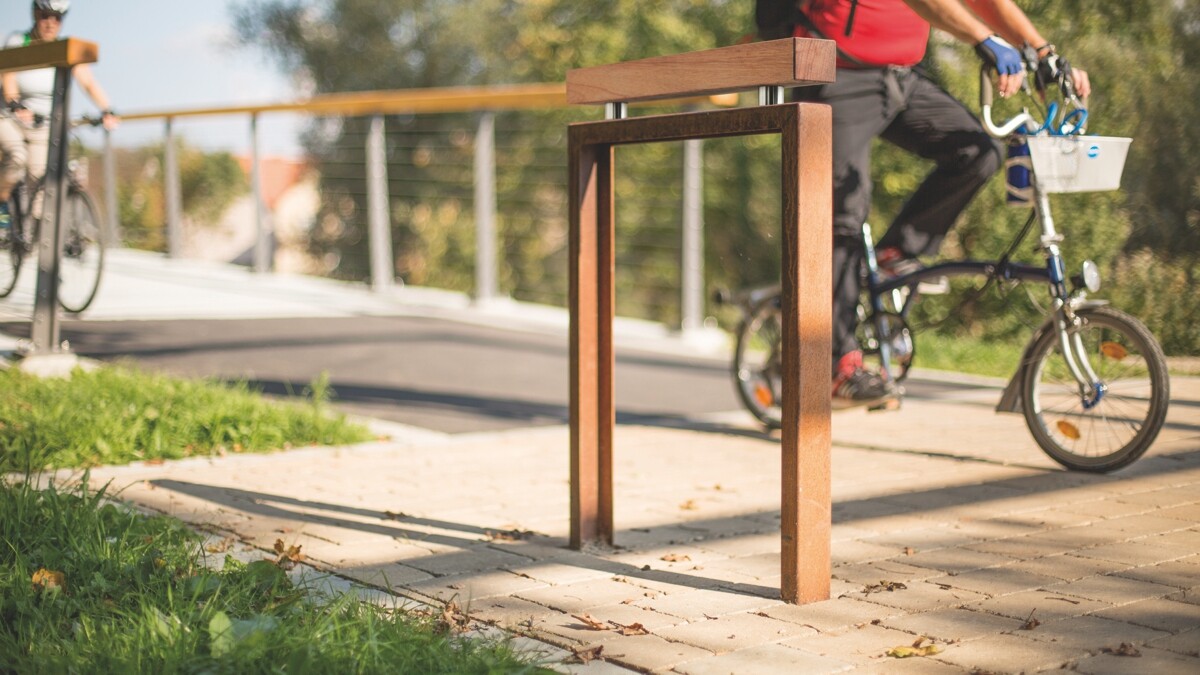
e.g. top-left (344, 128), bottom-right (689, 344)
top-left (2, 314), bottom-right (997, 434)
top-left (3, 316), bottom-right (741, 433)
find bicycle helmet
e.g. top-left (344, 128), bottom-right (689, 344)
top-left (33, 0), bottom-right (70, 14)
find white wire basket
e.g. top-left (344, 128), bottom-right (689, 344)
top-left (1028, 135), bottom-right (1132, 193)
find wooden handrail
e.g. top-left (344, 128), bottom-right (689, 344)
top-left (117, 83), bottom-right (739, 123)
top-left (0, 37), bottom-right (97, 72)
top-left (566, 38), bottom-right (835, 105)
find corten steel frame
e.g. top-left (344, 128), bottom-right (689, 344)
top-left (568, 102), bottom-right (833, 604)
top-left (0, 38), bottom-right (99, 355)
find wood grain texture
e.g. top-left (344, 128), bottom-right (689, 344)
top-left (566, 38), bottom-right (835, 105)
top-left (779, 103), bottom-right (833, 605)
top-left (0, 38), bottom-right (97, 72)
top-left (568, 103), bottom-right (833, 604)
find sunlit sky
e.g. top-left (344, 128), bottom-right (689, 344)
top-left (0, 1), bottom-right (304, 157)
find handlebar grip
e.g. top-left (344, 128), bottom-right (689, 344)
top-left (979, 65), bottom-right (994, 108)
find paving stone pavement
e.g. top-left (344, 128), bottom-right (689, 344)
top-left (45, 374), bottom-right (1199, 674)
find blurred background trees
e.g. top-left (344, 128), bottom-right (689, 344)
top-left (226, 0), bottom-right (1198, 354)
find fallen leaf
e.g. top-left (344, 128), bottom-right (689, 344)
top-left (886, 644), bottom-right (942, 658)
top-left (572, 614), bottom-right (608, 631)
top-left (864, 580), bottom-right (907, 594)
top-left (569, 645), bottom-right (604, 664)
top-left (486, 529), bottom-right (535, 542)
top-left (1101, 643), bottom-right (1141, 657)
top-left (904, 547), bottom-right (916, 556)
top-left (912, 636), bottom-right (928, 648)
top-left (205, 538), bottom-right (235, 554)
top-left (613, 622), bottom-right (649, 636)
top-left (661, 553), bottom-right (691, 563)
top-left (448, 583), bottom-right (463, 590)
top-left (1020, 609), bottom-right (1041, 631)
top-left (383, 510), bottom-right (408, 520)
top-left (145, 458), bottom-right (166, 466)
top-left (32, 568), bottom-right (66, 591)
top-left (439, 602), bottom-right (469, 633)
top-left (272, 540), bottom-right (304, 569)
top-left (679, 500), bottom-right (698, 511)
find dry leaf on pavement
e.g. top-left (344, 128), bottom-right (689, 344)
top-left (661, 553), bottom-right (691, 562)
top-left (613, 621), bottom-right (649, 636)
top-left (886, 644), bottom-right (941, 658)
top-left (572, 614), bottom-right (608, 631)
top-left (1101, 643), bottom-right (1142, 657)
top-left (569, 645), bottom-right (604, 664)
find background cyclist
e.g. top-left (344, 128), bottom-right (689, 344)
top-left (1, 0), bottom-right (118, 237)
top-left (790, 0), bottom-right (1091, 409)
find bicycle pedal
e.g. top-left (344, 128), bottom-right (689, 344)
top-left (868, 397), bottom-right (902, 412)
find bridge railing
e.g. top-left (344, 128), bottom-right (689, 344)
top-left (88, 84), bottom-right (745, 334)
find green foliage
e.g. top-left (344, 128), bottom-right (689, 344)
top-left (0, 366), bottom-right (372, 472)
top-left (0, 479), bottom-right (550, 673)
top-left (103, 142), bottom-right (247, 252)
top-left (232, 0), bottom-right (1200, 354)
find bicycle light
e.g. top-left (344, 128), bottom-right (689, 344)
top-left (1081, 260), bottom-right (1101, 292)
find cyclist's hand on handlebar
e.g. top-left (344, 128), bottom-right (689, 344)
top-left (975, 35), bottom-right (1024, 98)
top-left (100, 109), bottom-right (120, 131)
top-left (1036, 49), bottom-right (1091, 101)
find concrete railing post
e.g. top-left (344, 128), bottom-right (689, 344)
top-left (164, 117), bottom-right (183, 258)
top-left (250, 113), bottom-right (271, 273)
top-left (474, 111), bottom-right (498, 303)
top-left (680, 138), bottom-right (704, 334)
top-left (366, 114), bottom-right (394, 292)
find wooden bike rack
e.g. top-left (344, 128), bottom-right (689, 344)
top-left (566, 38), bottom-right (836, 604)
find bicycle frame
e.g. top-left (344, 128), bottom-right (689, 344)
top-left (861, 73), bottom-right (1106, 411)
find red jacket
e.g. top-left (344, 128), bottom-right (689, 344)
top-left (795, 0), bottom-right (931, 68)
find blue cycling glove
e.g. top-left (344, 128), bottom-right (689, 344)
top-left (974, 35), bottom-right (1023, 75)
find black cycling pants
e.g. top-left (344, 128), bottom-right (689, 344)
top-left (795, 67), bottom-right (1003, 368)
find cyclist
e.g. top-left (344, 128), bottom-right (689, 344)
top-left (789, 0), bottom-right (1090, 408)
top-left (1, 0), bottom-right (118, 237)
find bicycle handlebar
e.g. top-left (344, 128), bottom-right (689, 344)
top-left (979, 67), bottom-right (1038, 138)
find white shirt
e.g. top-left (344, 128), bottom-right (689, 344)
top-left (4, 31), bottom-right (57, 118)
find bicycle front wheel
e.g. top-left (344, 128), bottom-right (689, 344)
top-left (733, 295), bottom-right (784, 429)
top-left (57, 186), bottom-right (105, 314)
top-left (1021, 306), bottom-right (1170, 473)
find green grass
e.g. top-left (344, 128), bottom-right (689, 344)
top-left (906, 332), bottom-right (1026, 380)
top-left (0, 366), bottom-right (375, 471)
top-left (0, 478), bottom-right (551, 673)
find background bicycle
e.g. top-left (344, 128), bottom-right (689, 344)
top-left (717, 58), bottom-right (1170, 474)
top-left (1, 115), bottom-right (106, 314)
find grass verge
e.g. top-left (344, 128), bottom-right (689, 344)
top-left (0, 365), bottom-right (375, 470)
top-left (0, 477), bottom-right (550, 673)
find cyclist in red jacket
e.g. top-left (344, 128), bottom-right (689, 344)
top-left (792, 0), bottom-right (1089, 408)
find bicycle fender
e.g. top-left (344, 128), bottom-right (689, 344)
top-left (994, 299), bottom-right (1110, 414)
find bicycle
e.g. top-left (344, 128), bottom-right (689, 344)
top-left (717, 61), bottom-right (1170, 474)
top-left (0, 114), bottom-right (107, 314)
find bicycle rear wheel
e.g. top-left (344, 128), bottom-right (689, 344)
top-left (733, 295), bottom-right (783, 429)
top-left (0, 194), bottom-right (24, 297)
top-left (56, 186), bottom-right (105, 314)
top-left (1021, 306), bottom-right (1170, 473)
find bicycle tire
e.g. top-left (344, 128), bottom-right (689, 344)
top-left (733, 294), bottom-right (784, 430)
top-left (1021, 305), bottom-right (1170, 473)
top-left (0, 192), bottom-right (25, 297)
top-left (55, 185), bottom-right (105, 314)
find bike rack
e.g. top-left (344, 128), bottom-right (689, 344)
top-left (565, 38), bottom-right (836, 604)
top-left (0, 38), bottom-right (99, 360)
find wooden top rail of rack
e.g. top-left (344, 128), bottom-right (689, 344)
top-left (0, 37), bottom-right (97, 71)
top-left (566, 38), bottom-right (835, 605)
